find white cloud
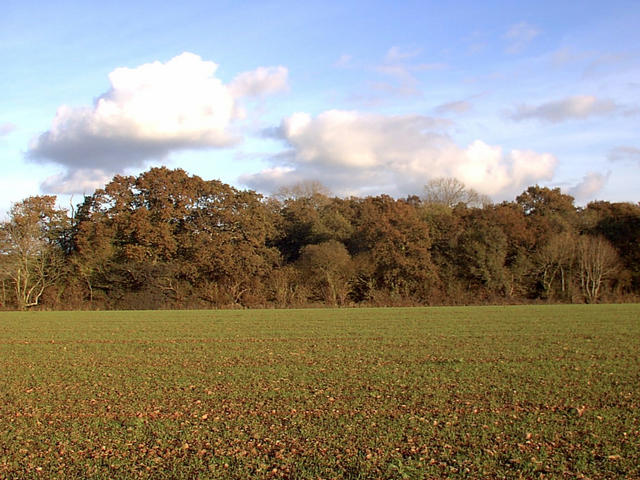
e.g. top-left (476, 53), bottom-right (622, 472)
top-left (568, 172), bottom-right (610, 201)
top-left (240, 110), bottom-right (556, 200)
top-left (504, 22), bottom-right (540, 54)
top-left (280, 110), bottom-right (451, 168)
top-left (229, 66), bottom-right (289, 98)
top-left (40, 169), bottom-right (112, 195)
top-left (510, 95), bottom-right (618, 122)
top-left (27, 52), bottom-right (287, 194)
top-left (609, 146), bottom-right (640, 165)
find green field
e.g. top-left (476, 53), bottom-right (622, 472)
top-left (1, 305), bottom-right (639, 479)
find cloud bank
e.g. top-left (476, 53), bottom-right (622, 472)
top-left (28, 52), bottom-right (288, 193)
top-left (510, 95), bottom-right (618, 122)
top-left (241, 110), bottom-right (557, 199)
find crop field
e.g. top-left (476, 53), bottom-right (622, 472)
top-left (0, 305), bottom-right (639, 479)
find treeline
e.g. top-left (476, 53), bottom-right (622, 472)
top-left (1, 167), bottom-right (638, 310)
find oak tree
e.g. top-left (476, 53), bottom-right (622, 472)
top-left (0, 196), bottom-right (68, 309)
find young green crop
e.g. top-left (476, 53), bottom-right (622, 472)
top-left (0, 305), bottom-right (638, 479)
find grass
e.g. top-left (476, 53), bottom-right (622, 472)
top-left (0, 305), bottom-right (638, 479)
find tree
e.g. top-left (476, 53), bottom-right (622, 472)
top-left (178, 184), bottom-right (279, 306)
top-left (0, 196), bottom-right (69, 309)
top-left (349, 196), bottom-right (436, 302)
top-left (516, 186), bottom-right (577, 247)
top-left (71, 168), bottom-right (280, 308)
top-left (576, 235), bottom-right (620, 303)
top-left (582, 201), bottom-right (640, 293)
top-left (273, 191), bottom-right (353, 263)
top-left (423, 177), bottom-right (490, 208)
top-left (516, 185), bottom-right (575, 217)
top-left (418, 202), bottom-right (465, 301)
top-left (489, 202), bottom-right (537, 298)
top-left (456, 208), bottom-right (509, 297)
top-left (298, 240), bottom-right (354, 305)
top-left (536, 232), bottom-right (576, 300)
top-left (273, 181), bottom-right (332, 203)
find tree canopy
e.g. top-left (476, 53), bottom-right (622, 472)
top-left (1, 170), bottom-right (637, 310)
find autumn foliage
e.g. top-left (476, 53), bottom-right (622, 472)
top-left (1, 168), bottom-right (638, 310)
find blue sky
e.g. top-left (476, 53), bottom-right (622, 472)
top-left (1, 0), bottom-right (639, 216)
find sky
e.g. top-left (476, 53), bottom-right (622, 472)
top-left (1, 0), bottom-right (639, 217)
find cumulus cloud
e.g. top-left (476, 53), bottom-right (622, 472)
top-left (504, 22), bottom-right (540, 54)
top-left (510, 95), bottom-right (618, 123)
top-left (0, 122), bottom-right (16, 136)
top-left (27, 52), bottom-right (288, 194)
top-left (240, 110), bottom-right (557, 200)
top-left (608, 146), bottom-right (640, 165)
top-left (568, 172), bottom-right (610, 201)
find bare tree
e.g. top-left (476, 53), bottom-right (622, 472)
top-left (423, 177), bottom-right (491, 208)
top-left (576, 235), bottom-right (620, 303)
top-left (537, 232), bottom-right (576, 299)
top-left (273, 181), bottom-right (332, 203)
